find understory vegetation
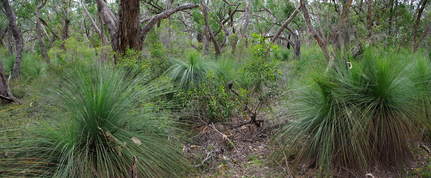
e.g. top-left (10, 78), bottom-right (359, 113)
top-left (1, 0), bottom-right (431, 177)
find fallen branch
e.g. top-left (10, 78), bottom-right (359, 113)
top-left (0, 95), bottom-right (14, 103)
top-left (210, 123), bottom-right (235, 150)
top-left (193, 149), bottom-right (216, 168)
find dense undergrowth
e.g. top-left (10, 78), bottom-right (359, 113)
top-left (1, 36), bottom-right (431, 177)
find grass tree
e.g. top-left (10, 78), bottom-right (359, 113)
top-left (167, 51), bottom-right (209, 89)
top-left (275, 52), bottom-right (420, 174)
top-left (1, 64), bottom-right (190, 177)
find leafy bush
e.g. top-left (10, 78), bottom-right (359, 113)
top-left (275, 53), bottom-right (419, 173)
top-left (3, 64), bottom-right (190, 177)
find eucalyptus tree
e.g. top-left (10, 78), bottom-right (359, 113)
top-left (95, 0), bottom-right (198, 60)
top-left (1, 0), bottom-right (23, 79)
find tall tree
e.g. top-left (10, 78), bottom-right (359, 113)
top-left (95, 0), bottom-right (198, 60)
top-left (1, 0), bottom-right (23, 79)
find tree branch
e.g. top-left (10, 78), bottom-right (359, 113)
top-left (271, 5), bottom-right (301, 43)
top-left (95, 0), bottom-right (118, 46)
top-left (140, 3), bottom-right (199, 42)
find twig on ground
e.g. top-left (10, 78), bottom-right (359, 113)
top-left (420, 143), bottom-right (431, 154)
top-left (282, 151), bottom-right (294, 178)
top-left (210, 123), bottom-right (236, 150)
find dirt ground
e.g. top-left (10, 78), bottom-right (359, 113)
top-left (184, 116), bottom-right (431, 178)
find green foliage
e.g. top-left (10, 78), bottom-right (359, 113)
top-left (48, 37), bottom-right (96, 67)
top-left (275, 51), bottom-right (420, 173)
top-left (171, 56), bottom-right (238, 123)
top-left (0, 49), bottom-right (46, 82)
top-left (176, 74), bottom-right (238, 123)
top-left (3, 64), bottom-right (190, 177)
top-left (170, 50), bottom-right (281, 124)
top-left (250, 33), bottom-right (278, 58)
top-left (167, 51), bottom-right (210, 89)
top-left (241, 56), bottom-right (280, 91)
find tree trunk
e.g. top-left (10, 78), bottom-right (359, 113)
top-left (2, 0), bottom-right (23, 79)
top-left (366, 0), bottom-right (373, 39)
top-left (62, 19), bottom-right (70, 41)
top-left (201, 2), bottom-right (221, 56)
top-left (241, 0), bottom-right (251, 47)
top-left (388, 0), bottom-right (397, 39)
top-left (0, 27), bottom-right (7, 48)
top-left (300, 0), bottom-right (335, 70)
top-left (0, 61), bottom-right (18, 103)
top-left (412, 0), bottom-right (429, 51)
top-left (95, 0), bottom-right (198, 58)
top-left (35, 0), bottom-right (49, 62)
top-left (118, 0), bottom-right (141, 54)
top-left (95, 0), bottom-right (119, 54)
top-left (0, 62), bottom-right (10, 99)
top-left (336, 0), bottom-right (353, 50)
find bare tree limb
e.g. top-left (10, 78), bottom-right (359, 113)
top-left (271, 5), bottom-right (301, 43)
top-left (300, 0), bottom-right (335, 70)
top-left (80, 0), bottom-right (102, 35)
top-left (140, 3), bottom-right (199, 42)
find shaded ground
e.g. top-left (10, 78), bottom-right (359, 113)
top-left (184, 117), bottom-right (287, 178)
top-left (184, 115), bottom-right (431, 178)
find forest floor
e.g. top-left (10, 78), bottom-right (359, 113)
top-left (185, 116), bottom-right (431, 178)
top-left (185, 117), bottom-right (286, 178)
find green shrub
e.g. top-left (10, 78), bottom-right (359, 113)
top-left (240, 56), bottom-right (280, 92)
top-left (4, 64), bottom-right (190, 177)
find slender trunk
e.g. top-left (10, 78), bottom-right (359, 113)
top-left (95, 0), bottom-right (119, 53)
top-left (300, 0), bottom-right (335, 70)
top-left (35, 1), bottom-right (49, 62)
top-left (388, 0), bottom-right (397, 39)
top-left (412, 0), bottom-right (428, 51)
top-left (201, 2), bottom-right (221, 56)
top-left (0, 62), bottom-right (10, 98)
top-left (414, 22), bottom-right (431, 51)
top-left (366, 0), bottom-right (373, 39)
top-left (336, 0), bottom-right (353, 50)
top-left (62, 19), bottom-right (70, 41)
top-left (0, 27), bottom-right (7, 48)
top-left (241, 0), bottom-right (251, 47)
top-left (2, 0), bottom-right (23, 79)
top-left (0, 61), bottom-right (18, 103)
